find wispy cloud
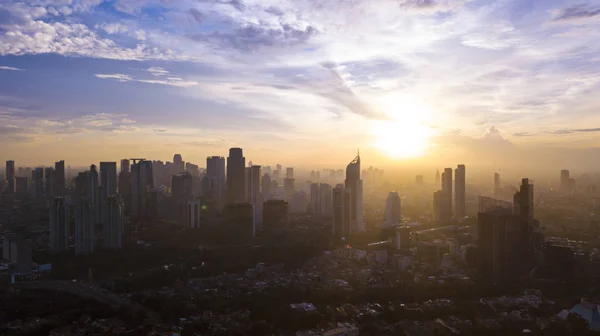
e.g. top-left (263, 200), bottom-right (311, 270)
top-left (0, 66), bottom-right (23, 71)
top-left (95, 71), bottom-right (199, 87)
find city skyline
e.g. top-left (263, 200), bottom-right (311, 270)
top-left (2, 1), bottom-right (600, 169)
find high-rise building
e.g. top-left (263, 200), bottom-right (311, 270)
top-left (332, 186), bottom-right (352, 237)
top-left (385, 191), bottom-right (401, 226)
top-left (50, 197), bottom-right (69, 252)
top-left (560, 169), bottom-right (575, 193)
top-left (173, 154), bottom-right (184, 173)
top-left (441, 167), bottom-right (453, 219)
top-left (261, 174), bottom-right (272, 200)
top-left (131, 160), bottom-right (154, 218)
top-left (5, 160), bottom-right (15, 194)
top-left (263, 200), bottom-right (289, 231)
top-left (284, 177), bottom-right (295, 202)
top-left (319, 183), bottom-right (333, 217)
top-left (435, 169), bottom-right (440, 187)
top-left (455, 164), bottom-right (466, 220)
top-left (44, 167), bottom-right (55, 198)
top-left (172, 172), bottom-right (194, 225)
top-left (227, 148), bottom-right (246, 203)
top-left (75, 198), bottom-right (94, 255)
top-left (104, 194), bottom-right (124, 249)
top-left (310, 183), bottom-right (321, 215)
top-left (433, 190), bottom-right (451, 224)
top-left (88, 165), bottom-right (100, 222)
top-left (286, 167), bottom-right (294, 179)
top-left (187, 200), bottom-right (202, 229)
top-left (32, 168), bottom-right (44, 198)
top-left (344, 152), bottom-right (364, 232)
top-left (415, 175), bottom-right (424, 187)
top-left (478, 178), bottom-right (541, 284)
top-left (206, 156), bottom-right (226, 208)
top-left (54, 160), bottom-right (65, 196)
top-left (246, 165), bottom-right (262, 227)
top-left (99, 162), bottom-right (118, 196)
top-left (494, 172), bottom-right (501, 195)
top-left (224, 202), bottom-right (255, 242)
top-left (121, 159), bottom-right (130, 174)
top-left (15, 176), bottom-right (28, 196)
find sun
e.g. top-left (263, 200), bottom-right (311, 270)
top-left (371, 94), bottom-right (435, 159)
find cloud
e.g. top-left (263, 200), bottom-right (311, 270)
top-left (96, 23), bottom-right (128, 34)
top-left (549, 127), bottom-right (600, 135)
top-left (552, 4), bottom-right (600, 23)
top-left (0, 66), bottom-right (23, 71)
top-left (95, 70), bottom-right (199, 87)
top-left (512, 132), bottom-right (536, 137)
top-left (187, 8), bottom-right (204, 23)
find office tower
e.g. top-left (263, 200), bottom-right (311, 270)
top-left (32, 167), bottom-right (44, 198)
top-left (415, 175), bottom-right (424, 187)
top-left (514, 178), bottom-right (534, 220)
top-left (284, 177), bottom-right (295, 202)
top-left (246, 165), bottom-right (262, 227)
top-left (121, 159), bottom-right (130, 174)
top-left (6, 237), bottom-right (32, 274)
top-left (286, 167), bottom-right (294, 179)
top-left (478, 196), bottom-right (512, 213)
top-left (187, 200), bottom-right (202, 228)
top-left (273, 164), bottom-right (281, 181)
top-left (385, 191), bottom-right (401, 226)
top-left (262, 174), bottom-right (272, 200)
top-left (50, 197), bottom-right (69, 252)
top-left (435, 169), bottom-right (440, 187)
top-left (441, 167), bottom-right (453, 219)
top-left (104, 195), bottom-right (124, 249)
top-left (433, 190), bottom-right (451, 224)
top-left (263, 166), bottom-right (272, 176)
top-left (44, 167), bottom-right (55, 198)
top-left (130, 160), bottom-right (154, 218)
top-left (88, 164), bottom-right (100, 222)
top-left (345, 152), bottom-right (364, 232)
top-left (5, 160), bottom-right (15, 194)
top-left (173, 154), bottom-right (184, 172)
top-left (186, 162), bottom-right (200, 177)
top-left (206, 156), bottom-right (226, 208)
top-left (54, 160), bottom-right (65, 196)
top-left (455, 164), bottom-right (466, 220)
top-left (227, 148), bottom-right (246, 203)
top-left (99, 162), bottom-right (118, 196)
top-left (15, 177), bottom-right (28, 196)
top-left (478, 178), bottom-right (540, 284)
top-left (395, 226), bottom-right (411, 250)
top-left (319, 183), bottom-right (333, 217)
top-left (263, 200), bottom-right (289, 231)
top-left (560, 169), bottom-right (569, 191)
top-left (310, 183), bottom-right (320, 215)
top-left (225, 203), bottom-right (255, 242)
top-left (172, 172), bottom-right (194, 225)
top-left (75, 198), bottom-right (94, 255)
top-left (332, 186), bottom-right (352, 237)
top-left (494, 172), bottom-right (501, 195)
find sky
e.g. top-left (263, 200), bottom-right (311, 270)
top-left (1, 0), bottom-right (600, 170)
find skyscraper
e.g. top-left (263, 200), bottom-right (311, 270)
top-left (441, 167), bottom-right (453, 219)
top-left (172, 172), bottom-right (194, 225)
top-left (319, 183), bottom-right (333, 217)
top-left (104, 194), bottom-right (124, 249)
top-left (131, 160), bottom-right (154, 218)
top-left (75, 197), bottom-right (94, 255)
top-left (310, 183), bottom-right (321, 215)
top-left (560, 169), bottom-right (569, 191)
top-left (121, 159), bottom-right (130, 174)
top-left (206, 156), bottom-right (226, 209)
top-left (263, 200), bottom-right (289, 231)
top-left (119, 159), bottom-right (131, 214)
top-left (494, 172), bottom-right (501, 195)
top-left (32, 168), bottom-right (44, 198)
top-left (433, 190), bottom-right (451, 224)
top-left (50, 197), bottom-right (69, 252)
top-left (187, 200), bottom-right (202, 229)
top-left (88, 164), bottom-right (100, 223)
top-left (332, 186), bottom-right (351, 237)
top-left (5, 160), bottom-right (15, 194)
top-left (100, 162), bottom-right (118, 196)
top-left (227, 148), bottom-right (246, 203)
top-left (286, 167), bottom-right (294, 179)
top-left (455, 164), bottom-right (466, 220)
top-left (173, 154), bottom-right (184, 173)
top-left (283, 177), bottom-right (295, 202)
top-left (246, 165), bottom-right (262, 227)
top-left (345, 152), bottom-right (364, 232)
top-left (44, 167), bottom-right (55, 198)
top-left (385, 191), bottom-right (401, 226)
top-left (435, 169), bottom-right (440, 187)
top-left (261, 174), bottom-right (272, 201)
top-left (54, 160), bottom-right (65, 197)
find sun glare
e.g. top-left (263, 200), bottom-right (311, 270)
top-left (371, 95), bottom-right (435, 159)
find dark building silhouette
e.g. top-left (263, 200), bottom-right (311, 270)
top-left (54, 160), bottom-right (65, 196)
top-left (44, 167), bottom-right (55, 198)
top-left (263, 200), bottom-right (289, 231)
top-left (478, 178), bottom-right (541, 284)
top-left (50, 196), bottom-right (69, 252)
top-left (227, 148), bottom-right (246, 203)
top-left (441, 167), bottom-right (453, 219)
top-left (560, 169), bottom-right (575, 193)
top-left (224, 203), bottom-right (254, 244)
top-left (494, 172), bottom-right (501, 195)
top-left (455, 164), bottom-right (465, 220)
top-left (131, 159), bottom-right (154, 218)
top-left (32, 168), bottom-right (44, 198)
top-left (205, 156), bottom-right (226, 209)
top-left (118, 160), bottom-right (131, 215)
top-left (345, 152), bottom-right (364, 232)
top-left (15, 176), bottom-right (28, 196)
top-left (171, 172), bottom-right (194, 226)
top-left (262, 174), bottom-right (272, 200)
top-left (5, 160), bottom-right (15, 194)
top-left (332, 186), bottom-right (351, 237)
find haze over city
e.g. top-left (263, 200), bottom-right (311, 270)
top-left (2, 0), bottom-right (600, 170)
